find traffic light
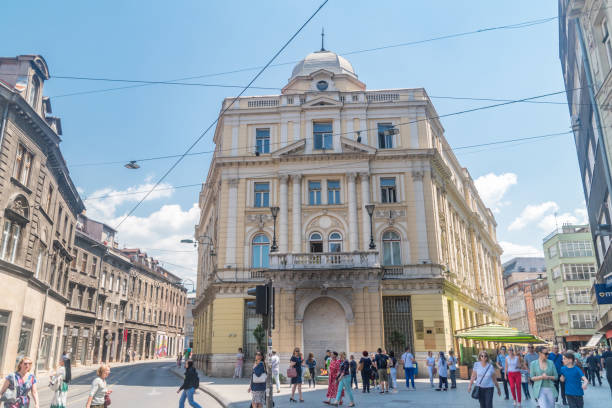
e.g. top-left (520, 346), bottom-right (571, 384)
top-left (247, 284), bottom-right (269, 315)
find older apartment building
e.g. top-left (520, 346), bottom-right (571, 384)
top-left (0, 55), bottom-right (85, 376)
top-left (192, 47), bottom-right (507, 376)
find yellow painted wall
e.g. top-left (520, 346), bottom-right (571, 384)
top-left (411, 294), bottom-right (446, 352)
top-left (211, 297), bottom-right (245, 354)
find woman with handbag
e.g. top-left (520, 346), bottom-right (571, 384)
top-left (86, 364), bottom-right (112, 408)
top-left (529, 346), bottom-right (558, 408)
top-left (49, 358), bottom-right (68, 408)
top-left (468, 351), bottom-right (501, 408)
top-left (248, 352), bottom-right (266, 408)
top-left (0, 356), bottom-right (39, 408)
top-left (289, 347), bottom-right (303, 403)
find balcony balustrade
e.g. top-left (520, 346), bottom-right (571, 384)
top-left (269, 251), bottom-right (378, 270)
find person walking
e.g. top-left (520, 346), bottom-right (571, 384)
top-left (400, 347), bottom-right (415, 390)
top-left (358, 351), bottom-right (372, 393)
top-left (325, 352), bottom-right (343, 404)
top-left (85, 364), bottom-right (112, 408)
top-left (519, 355), bottom-right (530, 401)
top-left (448, 350), bottom-right (458, 389)
top-left (388, 351), bottom-right (397, 392)
top-left (560, 352), bottom-right (587, 408)
top-left (49, 357), bottom-right (69, 408)
top-left (468, 351), bottom-right (501, 408)
top-left (331, 352), bottom-right (355, 407)
top-left (426, 351), bottom-right (436, 388)
top-left (548, 345), bottom-right (565, 405)
top-left (248, 352), bottom-right (267, 408)
top-left (0, 356), bottom-right (39, 408)
top-left (233, 348), bottom-right (244, 379)
top-left (603, 347), bottom-right (612, 397)
top-left (373, 348), bottom-right (389, 393)
top-left (177, 353), bottom-right (183, 368)
top-left (270, 350), bottom-right (281, 393)
top-left (496, 346), bottom-right (510, 400)
top-left (505, 347), bottom-right (521, 406)
top-left (585, 350), bottom-right (602, 386)
top-left (435, 351), bottom-right (448, 391)
top-left (289, 347), bottom-right (304, 403)
top-left (177, 360), bottom-right (202, 408)
top-left (349, 355), bottom-right (358, 390)
top-left (530, 346), bottom-right (558, 408)
top-left (305, 353), bottom-right (317, 389)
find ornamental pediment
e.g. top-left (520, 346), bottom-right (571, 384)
top-left (272, 139), bottom-right (306, 157)
top-left (302, 96), bottom-right (343, 108)
top-left (339, 136), bottom-right (376, 154)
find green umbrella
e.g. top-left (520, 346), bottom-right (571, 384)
top-left (455, 324), bottom-right (547, 344)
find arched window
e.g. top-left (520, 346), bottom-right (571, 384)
top-left (329, 232), bottom-right (343, 252)
top-left (251, 234), bottom-right (270, 268)
top-left (382, 231), bottom-right (402, 266)
top-left (309, 232), bottom-right (323, 253)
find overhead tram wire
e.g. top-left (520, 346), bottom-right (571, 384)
top-left (112, 0), bottom-right (329, 230)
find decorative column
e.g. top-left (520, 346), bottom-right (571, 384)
top-left (412, 170), bottom-right (430, 262)
top-left (279, 175), bottom-right (289, 252)
top-left (225, 178), bottom-right (239, 265)
top-left (292, 175), bottom-right (302, 252)
top-left (360, 173), bottom-right (371, 250)
top-left (347, 173), bottom-right (358, 251)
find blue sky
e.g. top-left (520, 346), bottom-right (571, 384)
top-left (1, 1), bottom-right (584, 279)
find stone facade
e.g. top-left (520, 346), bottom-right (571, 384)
top-left (192, 48), bottom-right (507, 377)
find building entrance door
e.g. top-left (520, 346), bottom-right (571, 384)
top-left (302, 297), bottom-right (347, 367)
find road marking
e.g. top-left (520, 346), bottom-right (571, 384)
top-left (147, 387), bottom-right (161, 396)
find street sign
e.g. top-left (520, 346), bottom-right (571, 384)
top-left (594, 284), bottom-right (612, 304)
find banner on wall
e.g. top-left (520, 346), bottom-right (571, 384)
top-left (594, 284), bottom-right (612, 305)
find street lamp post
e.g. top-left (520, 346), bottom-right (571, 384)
top-left (365, 204), bottom-right (376, 249)
top-left (270, 206), bottom-right (279, 252)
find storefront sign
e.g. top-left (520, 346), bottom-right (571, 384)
top-left (594, 284), bottom-right (612, 304)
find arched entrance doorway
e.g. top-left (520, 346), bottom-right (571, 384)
top-left (302, 297), bottom-right (348, 365)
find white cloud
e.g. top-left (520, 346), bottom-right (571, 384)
top-left (499, 241), bottom-right (544, 262)
top-left (508, 201), bottom-right (559, 231)
top-left (84, 182), bottom-right (174, 220)
top-left (537, 208), bottom-right (589, 232)
top-left (474, 172), bottom-right (517, 212)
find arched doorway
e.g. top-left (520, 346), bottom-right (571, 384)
top-left (302, 297), bottom-right (348, 365)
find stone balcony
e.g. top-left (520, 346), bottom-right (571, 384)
top-left (382, 263), bottom-right (445, 279)
top-left (269, 251), bottom-right (379, 270)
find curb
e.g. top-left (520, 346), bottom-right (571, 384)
top-left (169, 366), bottom-right (229, 408)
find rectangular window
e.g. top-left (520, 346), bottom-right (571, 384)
top-left (1, 220), bottom-right (21, 263)
top-left (255, 129), bottom-right (270, 154)
top-left (46, 184), bottom-right (54, 213)
top-left (13, 144), bottom-right (33, 186)
top-left (105, 304), bottom-right (110, 320)
top-left (76, 288), bottom-right (83, 309)
top-left (381, 177), bottom-right (397, 203)
top-left (16, 317), bottom-right (33, 364)
top-left (378, 123), bottom-right (394, 149)
top-left (81, 253), bottom-right (88, 273)
top-left (313, 122), bottom-right (333, 150)
top-left (548, 244), bottom-right (558, 259)
top-left (254, 182), bottom-right (270, 207)
top-left (562, 263), bottom-right (596, 280)
top-left (570, 312), bottom-right (596, 329)
top-left (87, 290), bottom-right (93, 311)
top-left (559, 241), bottom-right (593, 257)
top-left (100, 271), bottom-right (106, 288)
top-left (602, 19), bottom-right (612, 69)
top-left (309, 181), bottom-right (322, 205)
top-left (327, 180), bottom-right (341, 204)
top-left (566, 287), bottom-right (591, 304)
top-left (243, 300), bottom-right (259, 359)
top-left (0, 311), bottom-right (9, 369)
top-left (383, 296), bottom-right (414, 353)
top-left (91, 257), bottom-right (97, 276)
top-left (35, 247), bottom-right (44, 279)
top-left (36, 324), bottom-right (54, 372)
top-left (552, 266), bottom-right (561, 279)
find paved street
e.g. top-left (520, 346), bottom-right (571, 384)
top-left (36, 361), bottom-right (220, 408)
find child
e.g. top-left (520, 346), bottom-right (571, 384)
top-left (519, 356), bottom-right (531, 400)
top-left (560, 352), bottom-right (588, 408)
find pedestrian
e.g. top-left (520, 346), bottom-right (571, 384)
top-left (324, 352), bottom-right (343, 404)
top-left (325, 350), bottom-right (332, 371)
top-left (519, 355), bottom-right (530, 400)
top-left (374, 348), bottom-right (389, 393)
top-left (547, 345), bottom-right (565, 405)
top-left (349, 355), bottom-right (358, 390)
top-left (560, 352), bottom-right (587, 408)
top-left (233, 347), bottom-right (244, 379)
top-left (530, 346), bottom-right (558, 408)
top-left (369, 353), bottom-right (378, 391)
top-left (331, 352), bottom-right (355, 407)
top-left (426, 351), bottom-right (436, 388)
top-left (388, 351), bottom-right (397, 392)
top-left (435, 351), bottom-right (448, 391)
top-left (248, 351), bottom-right (266, 408)
top-left (448, 350), bottom-right (458, 389)
top-left (496, 346), bottom-right (510, 400)
top-left (289, 347), bottom-right (304, 403)
top-left (0, 356), bottom-right (39, 408)
top-left (177, 353), bottom-right (183, 367)
top-left (49, 357), bottom-right (69, 408)
top-left (177, 360), bottom-right (202, 408)
top-left (400, 347), bottom-right (415, 390)
top-left (505, 347), bottom-right (521, 406)
top-left (585, 350), bottom-right (602, 386)
top-left (358, 351), bottom-right (372, 393)
top-left (85, 364), bottom-right (112, 408)
top-left (306, 352), bottom-right (317, 389)
top-left (270, 350), bottom-right (281, 393)
top-left (468, 351), bottom-right (501, 408)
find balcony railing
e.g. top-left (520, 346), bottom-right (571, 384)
top-left (269, 251), bottom-right (378, 269)
top-left (382, 263), bottom-right (445, 279)
top-left (214, 268), bottom-right (267, 282)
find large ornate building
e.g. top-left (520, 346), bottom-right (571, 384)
top-left (192, 47), bottom-right (506, 376)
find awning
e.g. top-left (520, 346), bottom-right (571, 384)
top-left (585, 333), bottom-right (604, 348)
top-left (455, 324), bottom-right (547, 344)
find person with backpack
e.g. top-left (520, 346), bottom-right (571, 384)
top-left (177, 360), bottom-right (202, 408)
top-left (49, 357), bottom-right (69, 408)
top-left (373, 348), bottom-right (389, 393)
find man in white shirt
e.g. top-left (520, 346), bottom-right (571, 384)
top-left (400, 347), bottom-right (415, 389)
top-left (269, 350), bottom-right (281, 393)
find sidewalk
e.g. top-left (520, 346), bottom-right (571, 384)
top-left (171, 366), bottom-right (612, 408)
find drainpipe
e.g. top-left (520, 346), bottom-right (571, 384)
top-left (34, 287), bottom-right (50, 376)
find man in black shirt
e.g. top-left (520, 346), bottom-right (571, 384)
top-left (349, 355), bottom-right (358, 389)
top-left (374, 348), bottom-right (389, 394)
top-left (586, 350), bottom-right (602, 386)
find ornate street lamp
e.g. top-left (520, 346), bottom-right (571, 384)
top-left (365, 204), bottom-right (376, 249)
top-left (270, 206), bottom-right (280, 252)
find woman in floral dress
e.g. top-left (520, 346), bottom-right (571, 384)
top-left (49, 358), bottom-right (68, 408)
top-left (324, 352), bottom-right (344, 404)
top-left (0, 356), bottom-right (39, 408)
